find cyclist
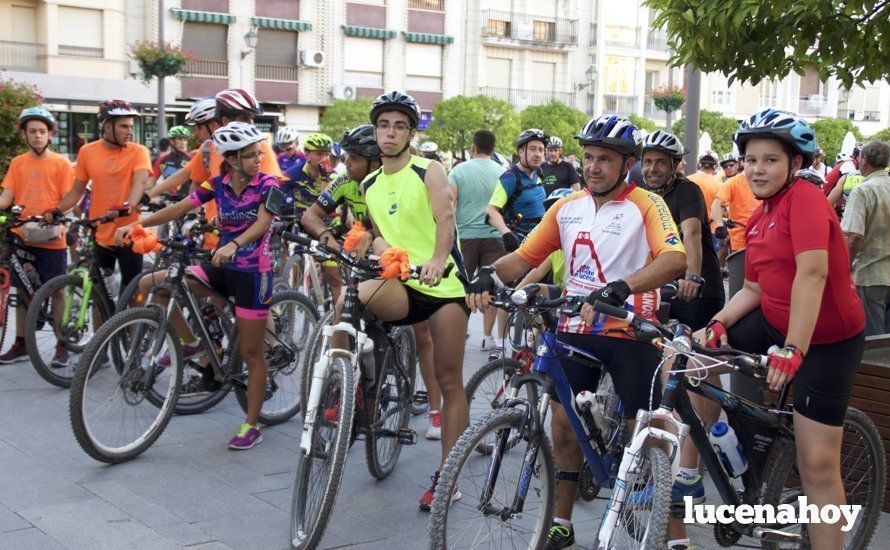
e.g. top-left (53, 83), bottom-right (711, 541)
top-left (148, 125), bottom-right (193, 195)
top-left (339, 91), bottom-right (469, 510)
top-left (418, 141), bottom-right (440, 162)
top-left (693, 110), bottom-right (865, 550)
top-left (145, 97), bottom-right (215, 200)
top-left (467, 115), bottom-right (686, 548)
top-left (275, 125), bottom-right (303, 172)
top-left (0, 108), bottom-right (73, 365)
top-left (811, 147), bottom-right (829, 179)
top-left (282, 133), bottom-right (334, 215)
top-left (541, 136), bottom-right (581, 195)
top-left (712, 168), bottom-right (758, 254)
top-left (55, 99), bottom-right (151, 293)
top-left (718, 151), bottom-right (740, 182)
top-left (687, 149), bottom-right (722, 229)
top-left (116, 121), bottom-right (284, 450)
top-left (486, 129), bottom-right (548, 252)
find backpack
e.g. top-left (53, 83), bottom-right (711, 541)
top-left (501, 165), bottom-right (543, 221)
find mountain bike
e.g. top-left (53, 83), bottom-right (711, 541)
top-left (69, 235), bottom-right (318, 464)
top-left (271, 217), bottom-right (334, 314)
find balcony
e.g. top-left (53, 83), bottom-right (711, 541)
top-left (345, 71), bottom-right (384, 88)
top-left (481, 10), bottom-right (578, 47)
top-left (184, 58), bottom-right (228, 77)
top-left (799, 95), bottom-right (827, 116)
top-left (647, 29), bottom-right (669, 51)
top-left (256, 64), bottom-right (298, 82)
top-left (838, 109), bottom-right (882, 122)
top-left (603, 94), bottom-right (637, 116)
top-left (480, 87), bottom-right (576, 109)
top-left (0, 40), bottom-right (45, 71)
top-left (58, 44), bottom-right (103, 58)
top-left (758, 97), bottom-right (780, 110)
top-left (603, 25), bottom-right (640, 48)
top-left (408, 0), bottom-right (445, 10)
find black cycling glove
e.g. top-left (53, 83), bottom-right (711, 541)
top-left (468, 266), bottom-right (504, 295)
top-left (502, 231), bottom-right (521, 252)
top-left (585, 280), bottom-right (631, 308)
top-left (714, 226), bottom-right (729, 240)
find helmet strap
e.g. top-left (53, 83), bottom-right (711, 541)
top-left (102, 119), bottom-right (124, 149)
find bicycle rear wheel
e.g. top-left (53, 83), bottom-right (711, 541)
top-left (290, 357), bottom-right (356, 549)
top-left (464, 358), bottom-right (539, 455)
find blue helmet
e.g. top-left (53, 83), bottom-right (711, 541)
top-left (19, 107), bottom-right (56, 131)
top-left (575, 115), bottom-right (642, 157)
top-left (734, 109), bottom-right (817, 166)
top-left (544, 187), bottom-right (574, 208)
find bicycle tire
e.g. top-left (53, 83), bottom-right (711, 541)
top-left (429, 407), bottom-right (555, 550)
top-left (69, 307), bottom-right (182, 464)
top-left (760, 407), bottom-right (886, 550)
top-left (0, 288), bottom-right (8, 359)
top-left (300, 309), bottom-right (334, 412)
top-left (115, 267), bottom-right (158, 313)
top-left (464, 358), bottom-right (539, 455)
top-left (290, 356), bottom-right (356, 549)
top-left (233, 290), bottom-right (319, 425)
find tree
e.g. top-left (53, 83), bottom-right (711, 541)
top-left (425, 95), bottom-right (519, 159)
top-left (319, 98), bottom-right (375, 139)
top-left (646, 0), bottom-right (889, 88)
top-left (0, 74), bottom-right (42, 174)
top-left (810, 118), bottom-right (864, 162)
top-left (672, 109), bottom-right (739, 156)
top-left (629, 114), bottom-right (661, 133)
top-left (868, 127), bottom-right (890, 144)
top-left (518, 100), bottom-right (588, 156)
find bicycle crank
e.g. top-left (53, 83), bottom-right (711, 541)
top-left (754, 527), bottom-right (802, 543)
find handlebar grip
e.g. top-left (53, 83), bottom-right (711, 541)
top-left (282, 231), bottom-right (314, 247)
top-left (660, 283), bottom-right (678, 301)
top-left (592, 300), bottom-right (634, 322)
top-left (443, 264), bottom-right (454, 278)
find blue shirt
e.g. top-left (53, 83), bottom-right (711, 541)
top-left (282, 158), bottom-right (324, 214)
top-left (488, 165), bottom-right (547, 230)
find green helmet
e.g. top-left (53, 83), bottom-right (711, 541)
top-left (304, 133), bottom-right (334, 152)
top-left (167, 125), bottom-right (190, 139)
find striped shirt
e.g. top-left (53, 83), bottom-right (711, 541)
top-left (840, 170), bottom-right (890, 286)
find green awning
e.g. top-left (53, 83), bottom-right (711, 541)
top-left (252, 17), bottom-right (312, 31)
top-left (402, 31), bottom-right (454, 45)
top-left (342, 25), bottom-right (397, 39)
top-left (170, 8), bottom-right (234, 24)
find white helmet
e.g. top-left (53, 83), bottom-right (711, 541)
top-left (212, 121), bottom-right (266, 155)
top-left (546, 136), bottom-right (564, 149)
top-left (642, 130), bottom-right (685, 160)
top-left (836, 152), bottom-right (852, 163)
top-left (418, 141), bottom-right (438, 154)
top-left (185, 97), bottom-right (216, 125)
top-left (275, 126), bottom-right (299, 146)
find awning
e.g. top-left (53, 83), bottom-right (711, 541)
top-left (402, 31), bottom-right (454, 45)
top-left (170, 8), bottom-right (235, 24)
top-left (252, 16), bottom-right (312, 31)
top-left (342, 25), bottom-right (397, 39)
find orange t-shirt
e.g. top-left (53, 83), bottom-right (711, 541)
top-left (716, 173), bottom-right (759, 251)
top-left (687, 171), bottom-right (721, 229)
top-left (186, 138), bottom-right (281, 248)
top-left (74, 141), bottom-right (151, 246)
top-left (1, 152), bottom-right (74, 250)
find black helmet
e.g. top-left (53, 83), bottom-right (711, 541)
top-left (370, 91), bottom-right (421, 128)
top-left (515, 128), bottom-right (548, 150)
top-left (340, 125), bottom-right (381, 159)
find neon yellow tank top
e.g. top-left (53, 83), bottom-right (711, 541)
top-left (363, 155), bottom-right (465, 299)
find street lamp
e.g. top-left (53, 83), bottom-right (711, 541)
top-left (575, 64), bottom-right (597, 91)
top-left (241, 28), bottom-right (258, 59)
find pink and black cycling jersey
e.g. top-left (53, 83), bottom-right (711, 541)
top-left (187, 172), bottom-right (279, 272)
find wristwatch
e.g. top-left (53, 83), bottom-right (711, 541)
top-left (684, 274), bottom-right (704, 285)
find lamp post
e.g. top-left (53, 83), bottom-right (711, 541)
top-left (576, 65), bottom-right (597, 113)
top-left (157, 0), bottom-right (166, 144)
top-left (240, 28), bottom-right (258, 87)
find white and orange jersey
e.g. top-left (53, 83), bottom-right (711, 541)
top-left (517, 184), bottom-right (686, 337)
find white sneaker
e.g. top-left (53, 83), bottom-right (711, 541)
top-left (426, 410), bottom-right (441, 440)
top-left (480, 337), bottom-right (495, 351)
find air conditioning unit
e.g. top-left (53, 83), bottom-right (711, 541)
top-left (300, 50), bottom-right (325, 68)
top-left (332, 84), bottom-right (356, 100)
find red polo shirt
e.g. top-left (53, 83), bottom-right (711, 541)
top-left (744, 179), bottom-right (864, 344)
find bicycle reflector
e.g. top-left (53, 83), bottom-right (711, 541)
top-left (343, 222), bottom-right (368, 253)
top-left (379, 247), bottom-right (410, 280)
top-left (129, 225), bottom-right (162, 254)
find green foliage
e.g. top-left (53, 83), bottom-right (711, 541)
top-left (646, 0), bottom-right (889, 88)
top-left (648, 85), bottom-right (686, 113)
top-left (672, 109), bottom-right (740, 155)
top-left (868, 127), bottom-right (890, 144)
top-left (425, 95), bottom-right (519, 159)
top-left (629, 114), bottom-right (661, 133)
top-left (0, 75), bottom-right (43, 174)
top-left (810, 118), bottom-right (864, 162)
top-left (518, 100), bottom-right (588, 156)
top-left (130, 41), bottom-right (192, 84)
top-left (319, 98), bottom-right (375, 139)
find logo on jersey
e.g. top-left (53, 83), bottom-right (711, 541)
top-left (388, 203), bottom-right (398, 215)
top-left (664, 232), bottom-right (680, 246)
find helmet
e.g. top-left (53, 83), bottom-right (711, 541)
top-left (574, 116), bottom-right (642, 157)
top-left (836, 152), bottom-right (852, 163)
top-left (369, 91), bottom-right (421, 128)
top-left (418, 141), bottom-right (439, 154)
top-left (515, 128), bottom-right (549, 150)
top-left (642, 130), bottom-right (684, 160)
top-left (167, 125), bottom-right (190, 139)
top-left (546, 136), bottom-right (564, 149)
top-left (340, 124), bottom-right (381, 158)
top-left (185, 97), bottom-right (216, 125)
top-left (212, 121), bottom-right (266, 155)
top-left (98, 100), bottom-right (139, 124)
top-left (699, 150), bottom-right (719, 165)
top-left (719, 152), bottom-right (739, 165)
top-left (734, 109), bottom-right (817, 166)
top-left (544, 187), bottom-right (573, 208)
top-left (794, 168), bottom-right (826, 187)
top-left (332, 143), bottom-right (344, 159)
top-left (18, 107), bottom-right (56, 131)
top-left (304, 133), bottom-right (334, 152)
top-left (215, 88), bottom-right (263, 119)
top-left (275, 126), bottom-right (299, 146)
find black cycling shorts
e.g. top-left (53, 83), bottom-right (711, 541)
top-left (727, 308), bottom-right (864, 427)
top-left (188, 264), bottom-right (273, 320)
top-left (552, 333), bottom-right (662, 418)
top-left (391, 286), bottom-right (470, 326)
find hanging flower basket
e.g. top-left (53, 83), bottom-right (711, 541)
top-left (649, 85), bottom-right (687, 113)
top-left (130, 41), bottom-right (193, 84)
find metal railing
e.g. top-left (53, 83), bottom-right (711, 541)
top-left (256, 64), bottom-right (298, 81)
top-left (603, 94), bottom-right (638, 116)
top-left (798, 96), bottom-right (827, 115)
top-left (480, 87), bottom-right (576, 109)
top-left (344, 71), bottom-right (383, 88)
top-left (0, 40), bottom-right (45, 71)
top-left (184, 58), bottom-right (228, 77)
top-left (603, 25), bottom-right (640, 48)
top-left (481, 10), bottom-right (578, 46)
top-left (408, 0), bottom-right (444, 10)
top-left (647, 29), bottom-right (669, 51)
top-left (58, 44), bottom-right (103, 58)
top-left (406, 75), bottom-right (442, 92)
top-left (758, 97), bottom-right (780, 110)
top-left (838, 109), bottom-right (882, 122)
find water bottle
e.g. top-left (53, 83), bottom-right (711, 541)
top-left (360, 338), bottom-right (376, 385)
top-left (575, 391), bottom-right (607, 438)
top-left (709, 422), bottom-right (748, 477)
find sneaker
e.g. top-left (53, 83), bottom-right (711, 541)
top-left (228, 423), bottom-right (262, 450)
top-left (487, 346), bottom-right (505, 362)
top-left (425, 410), bottom-right (441, 440)
top-left (158, 342), bottom-right (204, 368)
top-left (50, 342), bottom-right (70, 369)
top-left (0, 341), bottom-right (27, 364)
top-left (419, 471), bottom-right (461, 512)
top-left (626, 475), bottom-right (706, 508)
top-left (480, 336), bottom-right (495, 351)
top-left (180, 371), bottom-right (222, 396)
top-left (544, 524), bottom-right (575, 549)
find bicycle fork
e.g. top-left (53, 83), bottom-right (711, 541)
top-left (62, 267), bottom-right (93, 331)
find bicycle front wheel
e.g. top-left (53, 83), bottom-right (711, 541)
top-left (465, 358), bottom-right (539, 455)
top-left (300, 309), bottom-right (334, 411)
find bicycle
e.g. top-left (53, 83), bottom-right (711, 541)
top-left (589, 299), bottom-right (885, 549)
top-left (288, 232), bottom-right (435, 549)
top-left (269, 214), bottom-right (334, 315)
top-left (68, 234), bottom-right (318, 463)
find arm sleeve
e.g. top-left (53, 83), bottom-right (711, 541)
top-left (515, 200), bottom-right (562, 267)
top-left (74, 152), bottom-right (89, 181)
top-left (60, 159), bottom-right (74, 194)
top-left (839, 187), bottom-right (867, 236)
top-left (151, 155), bottom-right (163, 179)
top-left (315, 175), bottom-right (346, 214)
top-left (789, 185), bottom-right (832, 254)
top-left (488, 174), bottom-right (513, 209)
top-left (678, 183), bottom-right (707, 225)
top-left (186, 152), bottom-right (210, 183)
top-left (187, 181), bottom-right (215, 208)
top-left (134, 146), bottom-right (152, 173)
top-left (642, 193), bottom-right (687, 258)
top-left (715, 177), bottom-right (733, 202)
top-left (566, 163), bottom-right (580, 185)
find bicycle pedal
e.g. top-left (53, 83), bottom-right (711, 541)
top-left (412, 390), bottom-right (429, 405)
top-left (754, 528), bottom-right (802, 543)
top-left (398, 428), bottom-right (418, 445)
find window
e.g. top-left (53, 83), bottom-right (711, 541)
top-left (405, 43), bottom-right (443, 91)
top-left (182, 23), bottom-right (228, 77)
top-left (57, 7), bottom-right (103, 57)
top-left (532, 61), bottom-right (555, 92)
top-left (256, 29), bottom-right (299, 81)
top-left (408, 0), bottom-right (445, 10)
top-left (11, 6), bottom-right (37, 43)
top-left (486, 19), bottom-right (510, 38)
top-left (486, 57), bottom-right (512, 89)
top-left (344, 37), bottom-right (383, 88)
top-left (533, 20), bottom-right (556, 42)
top-left (603, 55), bottom-right (636, 94)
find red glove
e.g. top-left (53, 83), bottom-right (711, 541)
top-left (767, 345), bottom-right (804, 378)
top-left (110, 203), bottom-right (133, 217)
top-left (704, 320), bottom-right (727, 348)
